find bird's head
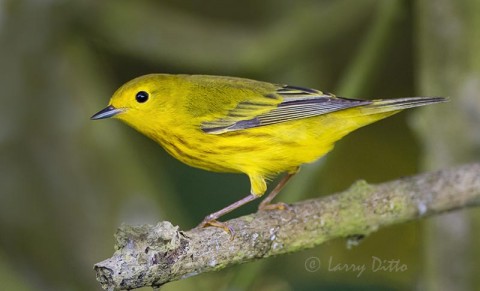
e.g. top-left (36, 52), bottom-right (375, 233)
top-left (91, 74), bottom-right (181, 135)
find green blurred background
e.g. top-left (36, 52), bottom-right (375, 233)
top-left (1, 0), bottom-right (479, 290)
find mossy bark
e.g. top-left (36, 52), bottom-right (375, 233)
top-left (95, 163), bottom-right (480, 290)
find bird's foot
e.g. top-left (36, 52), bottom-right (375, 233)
top-left (258, 201), bottom-right (292, 211)
top-left (196, 216), bottom-right (235, 239)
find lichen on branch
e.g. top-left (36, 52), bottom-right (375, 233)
top-left (94, 163), bottom-right (480, 290)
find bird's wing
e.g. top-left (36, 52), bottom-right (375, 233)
top-left (201, 85), bottom-right (371, 134)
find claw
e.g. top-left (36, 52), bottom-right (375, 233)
top-left (197, 218), bottom-right (235, 240)
top-left (258, 201), bottom-right (292, 211)
top-left (256, 172), bottom-right (297, 211)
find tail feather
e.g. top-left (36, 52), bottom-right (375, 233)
top-left (361, 96), bottom-right (448, 114)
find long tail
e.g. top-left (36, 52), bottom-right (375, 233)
top-left (361, 96), bottom-right (448, 114)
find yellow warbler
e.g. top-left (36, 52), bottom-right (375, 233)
top-left (92, 74), bottom-right (446, 231)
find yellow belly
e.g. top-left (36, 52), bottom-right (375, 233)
top-left (156, 108), bottom-right (397, 178)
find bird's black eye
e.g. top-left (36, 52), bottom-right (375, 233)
top-left (135, 91), bottom-right (149, 103)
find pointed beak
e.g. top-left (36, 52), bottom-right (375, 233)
top-left (91, 105), bottom-right (124, 120)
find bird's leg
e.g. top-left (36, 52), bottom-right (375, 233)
top-left (258, 169), bottom-right (298, 211)
top-left (197, 193), bottom-right (259, 236)
top-left (196, 169), bottom-right (298, 235)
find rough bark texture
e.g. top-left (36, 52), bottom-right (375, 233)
top-left (95, 163), bottom-right (480, 290)
top-left (415, 1), bottom-right (480, 290)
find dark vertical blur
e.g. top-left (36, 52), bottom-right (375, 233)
top-left (414, 1), bottom-right (480, 290)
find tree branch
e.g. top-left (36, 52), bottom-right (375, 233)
top-left (94, 163), bottom-right (480, 290)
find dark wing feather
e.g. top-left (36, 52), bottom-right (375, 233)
top-left (201, 85), bottom-right (371, 134)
